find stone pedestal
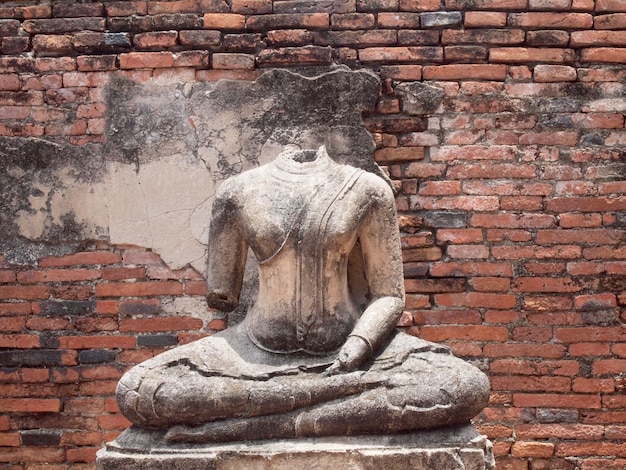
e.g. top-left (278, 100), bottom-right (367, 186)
top-left (97, 424), bottom-right (494, 470)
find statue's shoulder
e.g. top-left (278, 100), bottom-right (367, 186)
top-left (352, 167), bottom-right (395, 203)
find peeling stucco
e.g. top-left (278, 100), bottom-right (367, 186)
top-left (0, 66), bottom-right (381, 272)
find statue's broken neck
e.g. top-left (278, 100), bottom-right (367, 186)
top-left (273, 145), bottom-right (333, 176)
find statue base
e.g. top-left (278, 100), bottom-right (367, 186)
top-left (96, 424), bottom-right (494, 470)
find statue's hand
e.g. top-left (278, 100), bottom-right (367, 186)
top-left (325, 335), bottom-right (371, 375)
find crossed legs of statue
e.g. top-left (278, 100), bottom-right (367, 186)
top-left (116, 326), bottom-right (490, 443)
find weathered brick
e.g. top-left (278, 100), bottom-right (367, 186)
top-left (534, 65), bottom-right (577, 82)
top-left (571, 30), bottom-right (626, 47)
top-left (212, 53), bottom-right (255, 69)
top-left (596, 0), bottom-right (626, 12)
top-left (490, 47), bottom-right (575, 64)
top-left (148, 0), bottom-right (230, 14)
top-left (2, 36), bottom-right (30, 55)
top-left (581, 47), bottom-right (626, 63)
top-left (594, 13), bottom-right (626, 29)
top-left (423, 64), bottom-right (507, 81)
top-left (359, 46), bottom-right (443, 63)
top-left (376, 12), bottom-right (418, 28)
top-left (399, 0), bottom-right (442, 11)
top-left (0, 19), bottom-right (19, 36)
top-left (119, 51), bottom-right (175, 69)
top-left (397, 30), bottom-right (440, 46)
top-left (464, 12), bottom-right (507, 27)
top-left (257, 46), bottom-right (333, 66)
top-left (106, 2), bottom-right (148, 16)
top-left (445, 0), bottom-right (527, 7)
top-left (331, 12), bottom-right (375, 29)
top-left (23, 18), bottom-right (106, 34)
top-left (509, 12), bottom-right (593, 29)
top-left (179, 29), bottom-right (221, 47)
top-left (133, 30), bottom-right (178, 50)
top-left (0, 4), bottom-right (51, 20)
top-left (444, 46), bottom-right (488, 62)
top-left (246, 13), bottom-right (329, 30)
top-left (527, 30), bottom-right (570, 47)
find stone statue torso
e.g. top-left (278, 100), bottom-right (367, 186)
top-left (208, 148), bottom-right (394, 355)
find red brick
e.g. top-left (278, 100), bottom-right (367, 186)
top-left (0, 398), bottom-right (61, 412)
top-left (445, 0), bottom-right (526, 7)
top-left (57, 335), bottom-right (136, 349)
top-left (231, 0), bottom-right (272, 14)
top-left (420, 181), bottom-right (461, 196)
top-left (435, 292), bottom-right (516, 309)
top-left (39, 251), bottom-right (121, 267)
top-left (593, 359), bottom-right (626, 375)
top-left (448, 163), bottom-right (536, 179)
top-left (597, 0), bottom-right (626, 12)
top-left (0, 73), bottom-right (20, 91)
top-left (595, 13), bottom-right (626, 29)
top-left (556, 327), bottom-right (625, 343)
top-left (412, 309), bottom-right (482, 325)
top-left (17, 268), bottom-right (100, 283)
top-left (575, 293), bottom-right (617, 310)
top-left (581, 47), bottom-right (626, 63)
top-left (524, 263), bottom-right (566, 275)
top-left (212, 53), bottom-right (255, 69)
top-left (179, 29), bottom-right (221, 47)
top-left (99, 413), bottom-right (132, 430)
top-left (570, 342), bottom-right (611, 356)
top-left (548, 196), bottom-right (626, 212)
top-left (472, 213), bottom-right (554, 229)
top-left (119, 316), bottom-right (202, 332)
top-left (359, 46), bottom-right (443, 63)
top-left (483, 343), bottom-right (567, 358)
top-left (490, 47), bottom-right (575, 64)
top-left (573, 377), bottom-right (615, 393)
top-left (420, 325), bottom-right (509, 342)
top-left (516, 423), bottom-right (604, 440)
top-left (513, 277), bottom-right (582, 293)
top-left (0, 4), bottom-right (51, 19)
top-left (471, 277), bottom-right (511, 292)
top-left (491, 359), bottom-right (579, 376)
top-left (514, 393), bottom-right (601, 409)
top-left (0, 285), bottom-right (49, 300)
top-left (430, 261), bottom-right (513, 277)
top-left (119, 51), bottom-right (175, 69)
top-left (257, 46), bottom-right (333, 66)
top-left (510, 12), bottom-right (593, 28)
top-left (246, 13), bottom-right (328, 30)
top-left (556, 442), bottom-right (626, 458)
top-left (405, 294), bottom-right (431, 309)
top-left (26, 317), bottom-right (71, 330)
top-left (511, 441), bottom-right (555, 459)
top-left (534, 65), bottom-right (577, 82)
top-left (524, 296), bottom-right (575, 312)
top-left (96, 281), bottom-right (183, 297)
top-left (464, 12), bottom-right (507, 27)
top-left (133, 31), bottom-right (178, 50)
top-left (332, 13), bottom-right (376, 29)
top-left (399, 0), bottom-right (440, 11)
top-left (106, 2), bottom-right (148, 16)
top-left (380, 65), bottom-right (422, 80)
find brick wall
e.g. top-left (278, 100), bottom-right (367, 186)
top-left (1, 1), bottom-right (625, 469)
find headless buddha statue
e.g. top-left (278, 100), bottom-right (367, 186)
top-left (116, 145), bottom-right (490, 443)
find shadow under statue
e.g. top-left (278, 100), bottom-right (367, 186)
top-left (99, 145), bottom-right (493, 468)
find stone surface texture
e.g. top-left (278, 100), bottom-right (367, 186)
top-left (97, 424), bottom-right (495, 470)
